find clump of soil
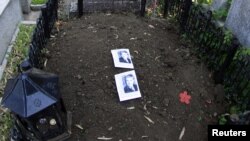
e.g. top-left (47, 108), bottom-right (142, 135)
top-left (45, 13), bottom-right (225, 141)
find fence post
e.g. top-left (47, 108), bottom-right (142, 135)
top-left (55, 0), bottom-right (58, 19)
top-left (41, 8), bottom-right (50, 38)
top-left (163, 0), bottom-right (169, 18)
top-left (140, 0), bottom-right (146, 17)
top-left (180, 0), bottom-right (192, 32)
top-left (214, 38), bottom-right (240, 84)
top-left (78, 0), bottom-right (83, 16)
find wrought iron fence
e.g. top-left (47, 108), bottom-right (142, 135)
top-left (184, 5), bottom-right (240, 83)
top-left (224, 54), bottom-right (250, 110)
top-left (78, 0), bottom-right (141, 15)
top-left (164, 0), bottom-right (250, 111)
top-left (163, 0), bottom-right (192, 30)
top-left (28, 0), bottom-right (58, 68)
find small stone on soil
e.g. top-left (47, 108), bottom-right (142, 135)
top-left (163, 98), bottom-right (170, 107)
top-left (107, 82), bottom-right (113, 89)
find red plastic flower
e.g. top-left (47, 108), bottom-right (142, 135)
top-left (179, 91), bottom-right (191, 104)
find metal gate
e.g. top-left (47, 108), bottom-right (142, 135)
top-left (78, 0), bottom-right (142, 13)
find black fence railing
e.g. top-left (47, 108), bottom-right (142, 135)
top-left (183, 5), bottom-right (240, 83)
top-left (164, 0), bottom-right (192, 31)
top-left (78, 0), bottom-right (141, 15)
top-left (164, 0), bottom-right (250, 112)
top-left (224, 54), bottom-right (250, 110)
top-left (28, 0), bottom-right (58, 68)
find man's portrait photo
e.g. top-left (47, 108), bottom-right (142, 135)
top-left (118, 51), bottom-right (131, 64)
top-left (111, 49), bottom-right (134, 69)
top-left (114, 70), bottom-right (141, 101)
top-left (123, 74), bottom-right (138, 93)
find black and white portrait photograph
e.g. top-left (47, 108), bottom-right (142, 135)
top-left (111, 49), bottom-right (134, 69)
top-left (115, 70), bottom-right (141, 101)
top-left (123, 74), bottom-right (138, 93)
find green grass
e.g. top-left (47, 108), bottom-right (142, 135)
top-left (0, 24), bottom-right (34, 141)
top-left (31, 0), bottom-right (47, 5)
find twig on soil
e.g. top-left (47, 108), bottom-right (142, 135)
top-left (144, 115), bottom-right (155, 124)
top-left (178, 127), bottom-right (185, 140)
top-left (44, 59), bottom-right (48, 67)
top-left (97, 136), bottom-right (113, 140)
top-left (130, 37), bottom-right (137, 40)
top-left (155, 56), bottom-right (161, 61)
top-left (134, 50), bottom-right (139, 54)
top-left (152, 106), bottom-right (158, 109)
top-left (114, 34), bottom-right (119, 39)
top-left (148, 25), bottom-right (155, 29)
top-left (108, 127), bottom-right (113, 131)
top-left (143, 104), bottom-right (147, 111)
top-left (75, 124), bottom-right (84, 130)
top-left (127, 106), bottom-right (135, 110)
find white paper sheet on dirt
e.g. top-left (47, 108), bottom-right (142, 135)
top-left (115, 70), bottom-right (141, 101)
top-left (111, 49), bottom-right (134, 69)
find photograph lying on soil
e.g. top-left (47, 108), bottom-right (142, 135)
top-left (115, 70), bottom-right (141, 101)
top-left (111, 49), bottom-right (134, 69)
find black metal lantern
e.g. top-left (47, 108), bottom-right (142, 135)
top-left (1, 66), bottom-right (71, 141)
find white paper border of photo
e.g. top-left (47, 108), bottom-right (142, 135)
top-left (111, 49), bottom-right (134, 69)
top-left (115, 70), bottom-right (141, 101)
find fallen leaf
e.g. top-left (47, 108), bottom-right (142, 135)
top-left (143, 32), bottom-right (151, 36)
top-left (143, 104), bottom-right (147, 111)
top-left (144, 115), bottom-right (155, 124)
top-left (147, 101), bottom-right (152, 104)
top-left (114, 34), bottom-right (119, 39)
top-left (97, 136), bottom-right (113, 140)
top-left (152, 106), bottom-right (158, 109)
top-left (179, 91), bottom-right (191, 104)
top-left (155, 56), bottom-right (161, 61)
top-left (43, 59), bottom-right (48, 67)
top-left (148, 24), bottom-right (155, 29)
top-left (130, 37), bottom-right (137, 40)
top-left (206, 99), bottom-right (212, 104)
top-left (179, 127), bottom-right (185, 140)
top-left (88, 26), bottom-right (94, 29)
top-left (127, 106), bottom-right (135, 110)
top-left (108, 127), bottom-right (113, 131)
top-left (75, 124), bottom-right (84, 130)
top-left (141, 136), bottom-right (148, 138)
top-left (198, 116), bottom-right (202, 121)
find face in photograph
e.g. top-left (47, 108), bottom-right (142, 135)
top-left (119, 51), bottom-right (131, 64)
top-left (123, 74), bottom-right (138, 93)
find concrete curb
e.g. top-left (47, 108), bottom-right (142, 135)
top-left (0, 25), bottom-right (19, 80)
top-left (0, 21), bottom-right (36, 80)
top-left (30, 4), bottom-right (46, 11)
top-left (21, 20), bottom-right (36, 25)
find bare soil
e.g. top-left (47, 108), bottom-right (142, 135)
top-left (45, 13), bottom-right (225, 141)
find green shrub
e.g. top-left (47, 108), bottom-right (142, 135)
top-left (31, 0), bottom-right (47, 5)
top-left (0, 24), bottom-right (34, 141)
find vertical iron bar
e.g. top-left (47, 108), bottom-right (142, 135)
top-left (42, 8), bottom-right (50, 38)
top-left (180, 0), bottom-right (192, 32)
top-left (163, 0), bottom-right (169, 18)
top-left (78, 0), bottom-right (83, 16)
top-left (214, 38), bottom-right (240, 83)
top-left (140, 0), bottom-right (146, 17)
